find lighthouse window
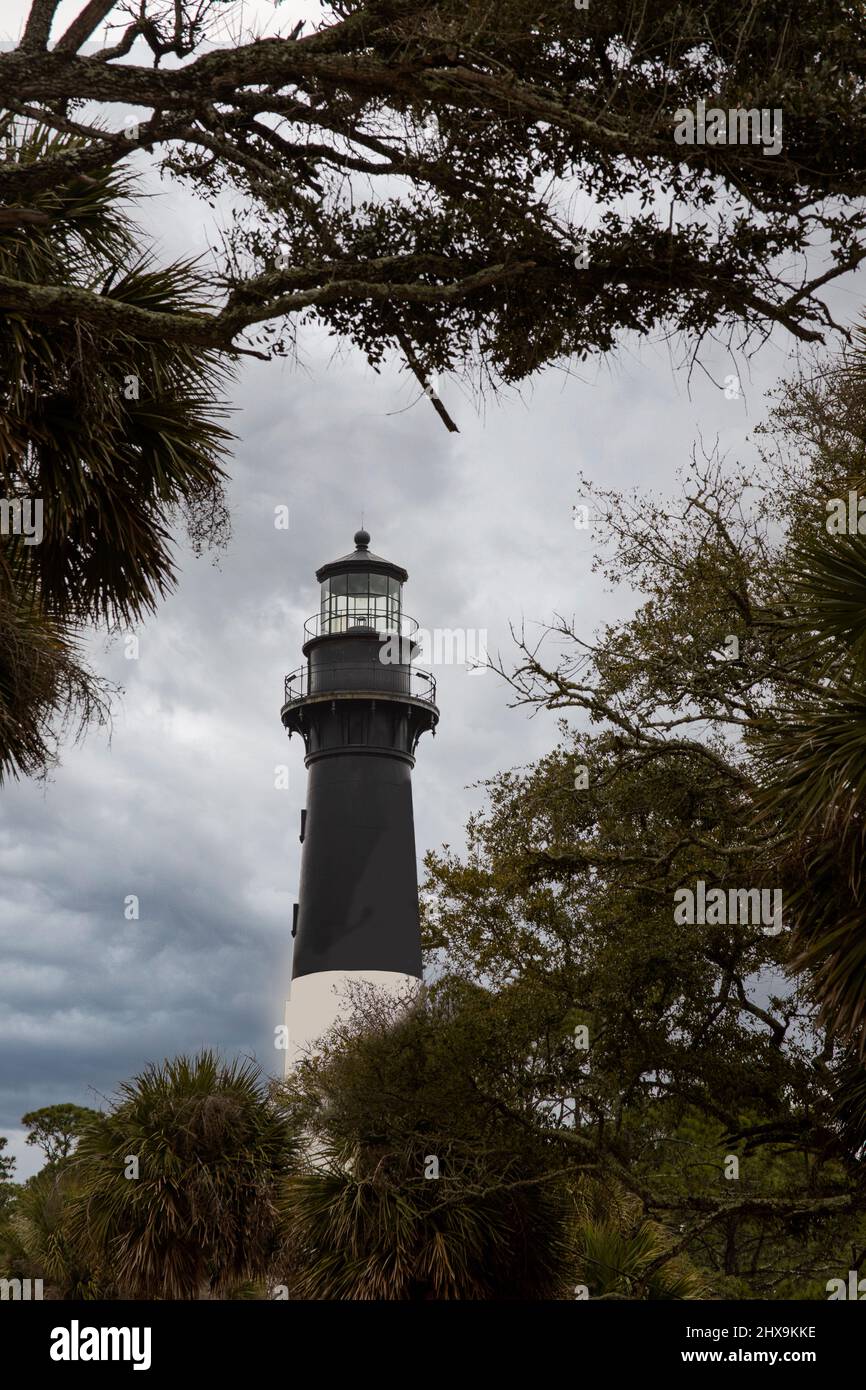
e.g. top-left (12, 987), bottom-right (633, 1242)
top-left (319, 570), bottom-right (403, 632)
top-left (319, 573), bottom-right (345, 632)
top-left (386, 577), bottom-right (402, 630)
top-left (345, 572), bottom-right (365, 627)
top-left (364, 574), bottom-right (386, 627)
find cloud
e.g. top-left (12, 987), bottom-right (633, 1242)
top-left (0, 39), bottom-right (853, 1159)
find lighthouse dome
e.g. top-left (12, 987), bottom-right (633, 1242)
top-left (315, 530), bottom-right (407, 634)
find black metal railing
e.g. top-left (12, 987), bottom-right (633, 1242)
top-left (283, 662), bottom-right (437, 707)
top-left (303, 609), bottom-right (420, 641)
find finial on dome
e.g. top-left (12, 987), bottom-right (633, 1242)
top-left (354, 527), bottom-right (371, 550)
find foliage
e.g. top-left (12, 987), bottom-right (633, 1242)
top-left (21, 1103), bottom-right (101, 1165)
top-left (4, 2), bottom-right (866, 387)
top-left (0, 121), bottom-right (234, 780)
top-left (277, 982), bottom-right (581, 1299)
top-left (1, 1164), bottom-right (115, 1299)
top-left (419, 359), bottom-right (866, 1293)
top-left (0, 1135), bottom-right (16, 1224)
top-left (70, 1052), bottom-right (298, 1299)
top-left (575, 1177), bottom-right (709, 1300)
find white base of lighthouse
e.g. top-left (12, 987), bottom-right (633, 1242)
top-left (284, 969), bottom-right (420, 1073)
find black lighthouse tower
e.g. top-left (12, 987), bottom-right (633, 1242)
top-left (280, 529), bottom-right (438, 1066)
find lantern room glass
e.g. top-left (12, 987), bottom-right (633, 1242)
top-left (320, 572), bottom-right (402, 633)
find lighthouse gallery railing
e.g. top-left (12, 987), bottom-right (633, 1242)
top-left (283, 663), bottom-right (437, 707)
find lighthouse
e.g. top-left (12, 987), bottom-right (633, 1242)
top-left (281, 529), bottom-right (439, 1070)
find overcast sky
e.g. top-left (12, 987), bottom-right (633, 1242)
top-left (2, 1), bottom-right (862, 1180)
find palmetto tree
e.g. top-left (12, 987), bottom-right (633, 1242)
top-left (573, 1178), bottom-right (708, 1301)
top-left (71, 1053), bottom-right (298, 1300)
top-left (280, 1139), bottom-right (574, 1301)
top-left (4, 1163), bottom-right (114, 1299)
top-left (0, 119), bottom-right (234, 780)
top-left (276, 983), bottom-right (579, 1300)
top-left (758, 528), bottom-right (866, 1059)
